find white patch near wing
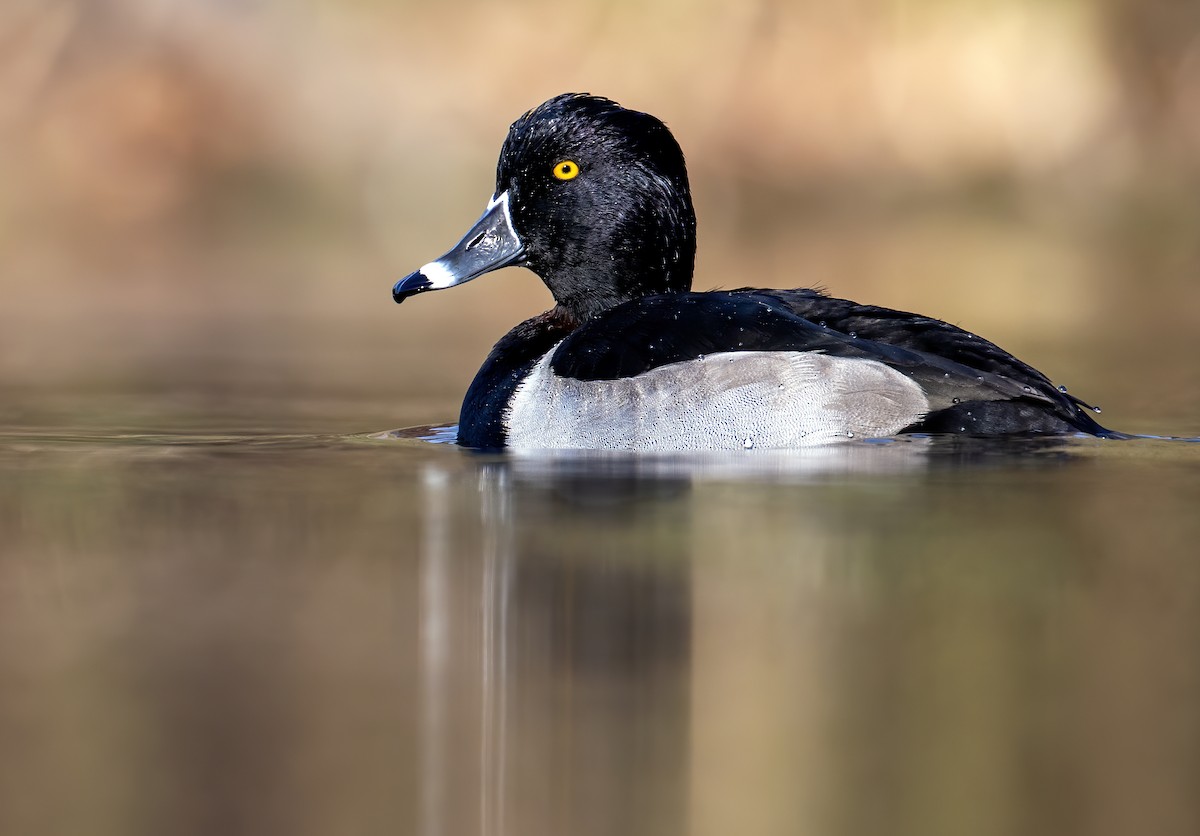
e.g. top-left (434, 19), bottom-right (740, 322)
top-left (503, 347), bottom-right (931, 450)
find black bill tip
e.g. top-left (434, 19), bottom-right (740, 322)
top-left (393, 271), bottom-right (432, 304)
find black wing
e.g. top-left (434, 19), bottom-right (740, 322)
top-left (551, 291), bottom-right (1111, 436)
top-left (749, 288), bottom-right (1111, 434)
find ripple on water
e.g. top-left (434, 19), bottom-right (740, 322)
top-left (371, 424), bottom-right (459, 444)
top-left (367, 423), bottom-right (1200, 482)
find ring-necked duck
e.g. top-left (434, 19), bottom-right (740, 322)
top-left (394, 93), bottom-right (1115, 450)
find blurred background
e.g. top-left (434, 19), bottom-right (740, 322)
top-left (2, 0), bottom-right (1198, 432)
top-left (4, 5), bottom-right (1200, 836)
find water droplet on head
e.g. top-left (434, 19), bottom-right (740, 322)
top-left (819, 321), bottom-right (826, 327)
top-left (1092, 406), bottom-right (1102, 414)
top-left (951, 397), bottom-right (960, 404)
top-left (1058, 385), bottom-right (1068, 393)
top-left (849, 331), bottom-right (857, 338)
top-left (1023, 385), bottom-right (1033, 393)
top-left (743, 436), bottom-right (754, 449)
top-left (846, 431), bottom-right (855, 438)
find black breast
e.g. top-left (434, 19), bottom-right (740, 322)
top-left (457, 308), bottom-right (578, 449)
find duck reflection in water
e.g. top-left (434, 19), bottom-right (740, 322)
top-left (411, 432), bottom-right (1084, 836)
top-left (416, 460), bottom-right (693, 836)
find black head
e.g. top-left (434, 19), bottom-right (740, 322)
top-left (393, 94), bottom-right (697, 323)
top-left (497, 94), bottom-right (696, 318)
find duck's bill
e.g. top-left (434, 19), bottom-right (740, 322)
top-left (393, 191), bottom-right (524, 303)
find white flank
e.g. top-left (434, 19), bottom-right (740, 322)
top-left (503, 348), bottom-right (931, 450)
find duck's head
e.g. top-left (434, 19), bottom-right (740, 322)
top-left (393, 94), bottom-right (696, 322)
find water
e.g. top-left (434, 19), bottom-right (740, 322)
top-left (3, 401), bottom-right (1200, 836)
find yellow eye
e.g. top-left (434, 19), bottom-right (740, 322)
top-left (553, 160), bottom-right (580, 180)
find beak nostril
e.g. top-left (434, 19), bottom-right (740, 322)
top-left (464, 231), bottom-right (487, 251)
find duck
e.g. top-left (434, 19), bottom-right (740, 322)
top-left (393, 93), bottom-right (1115, 450)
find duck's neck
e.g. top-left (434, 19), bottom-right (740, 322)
top-left (541, 181), bottom-right (697, 322)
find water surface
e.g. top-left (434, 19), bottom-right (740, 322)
top-left (3, 401), bottom-right (1199, 836)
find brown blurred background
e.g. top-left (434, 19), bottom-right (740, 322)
top-left (4, 7), bottom-right (1200, 835)
top-left (2, 0), bottom-right (1198, 430)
